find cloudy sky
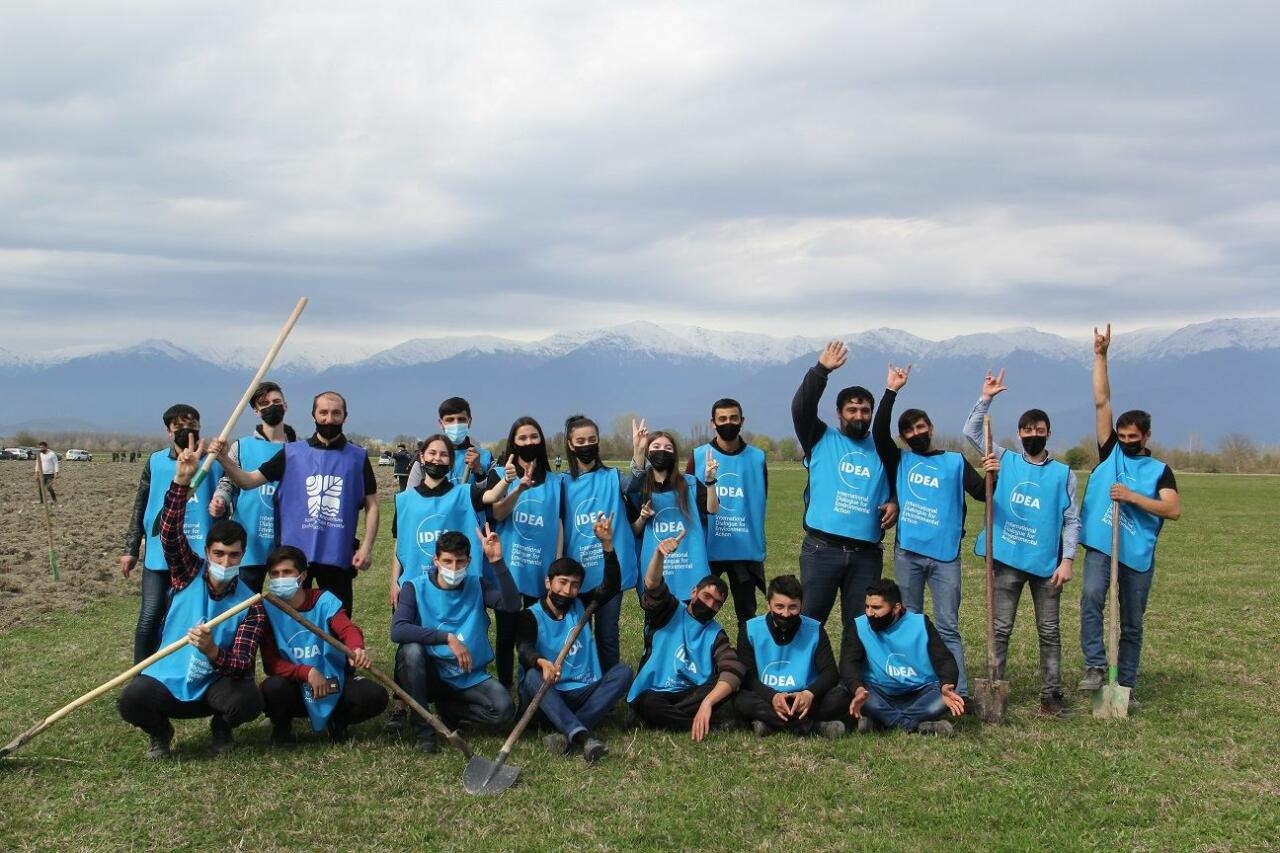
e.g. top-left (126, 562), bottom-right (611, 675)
top-left (2, 1), bottom-right (1277, 358)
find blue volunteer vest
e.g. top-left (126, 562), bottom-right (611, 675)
top-left (1081, 447), bottom-right (1167, 572)
top-left (394, 486), bottom-right (484, 586)
top-left (744, 614), bottom-right (821, 692)
top-left (626, 606), bottom-right (722, 701)
top-left (895, 451), bottom-right (967, 562)
top-left (496, 473), bottom-right (564, 598)
top-left (974, 450), bottom-right (1071, 578)
top-left (276, 441), bottom-right (367, 568)
top-left (803, 430), bottom-right (890, 543)
top-left (407, 573), bottom-right (493, 689)
top-left (234, 435), bottom-right (283, 566)
top-left (530, 598), bottom-right (603, 692)
top-left (563, 467), bottom-right (640, 590)
top-left (142, 451), bottom-right (222, 571)
top-left (265, 593), bottom-right (347, 729)
top-left (451, 446), bottom-right (494, 485)
top-left (142, 568), bottom-right (255, 701)
top-left (638, 475), bottom-right (711, 602)
top-left (693, 443), bottom-right (767, 562)
top-left (854, 611), bottom-right (938, 696)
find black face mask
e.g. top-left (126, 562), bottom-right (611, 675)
top-left (547, 592), bottom-right (575, 612)
top-left (315, 421), bottom-right (343, 441)
top-left (714, 423), bottom-right (742, 443)
top-left (172, 428), bottom-right (199, 450)
top-left (767, 611), bottom-right (802, 640)
top-left (1021, 435), bottom-right (1047, 457)
top-left (905, 433), bottom-right (932, 454)
top-left (689, 599), bottom-right (718, 624)
top-left (571, 444), bottom-right (600, 464)
top-left (259, 404), bottom-right (285, 427)
top-left (842, 420), bottom-right (870, 440)
top-left (1119, 439), bottom-right (1144, 457)
top-left (515, 443), bottom-right (542, 463)
top-left (422, 461), bottom-right (450, 480)
top-left (868, 611), bottom-right (898, 633)
top-left (647, 450), bottom-right (676, 472)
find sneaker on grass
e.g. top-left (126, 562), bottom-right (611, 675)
top-left (1077, 667), bottom-right (1106, 692)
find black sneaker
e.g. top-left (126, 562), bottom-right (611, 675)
top-left (382, 707), bottom-right (406, 734)
top-left (581, 737), bottom-right (608, 763)
top-left (209, 718), bottom-right (235, 756)
top-left (856, 716), bottom-right (880, 734)
top-left (817, 721), bottom-right (846, 739)
top-left (415, 730), bottom-right (438, 754)
top-left (1078, 667), bottom-right (1106, 692)
top-left (146, 724), bottom-right (174, 760)
top-left (543, 733), bottom-right (570, 755)
top-left (916, 720), bottom-right (955, 737)
top-left (327, 718), bottom-right (350, 744)
top-left (270, 722), bottom-right (295, 749)
top-left (751, 720), bottom-right (771, 738)
top-left (1039, 694), bottom-right (1073, 719)
top-left (1127, 693), bottom-right (1140, 713)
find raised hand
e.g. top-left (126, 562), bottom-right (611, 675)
top-left (631, 417), bottom-right (649, 452)
top-left (1094, 323), bottom-right (1111, 357)
top-left (886, 362), bottom-right (912, 392)
top-left (656, 528), bottom-right (686, 556)
top-left (818, 340), bottom-right (848, 371)
top-left (503, 454), bottom-right (517, 483)
top-left (464, 446), bottom-right (481, 473)
top-left (638, 500), bottom-right (655, 522)
top-left (703, 447), bottom-right (719, 482)
top-left (981, 368), bottom-right (1007, 400)
top-left (592, 512), bottom-right (615, 548)
top-left (476, 522), bottom-right (503, 564)
top-left (174, 431), bottom-right (202, 485)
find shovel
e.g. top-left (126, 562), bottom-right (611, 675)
top-left (463, 599), bottom-right (600, 795)
top-left (1092, 502), bottom-right (1131, 718)
top-left (2, 593), bottom-right (263, 757)
top-left (36, 471), bottom-right (59, 580)
top-left (264, 593), bottom-right (472, 758)
top-left (972, 415), bottom-right (1009, 724)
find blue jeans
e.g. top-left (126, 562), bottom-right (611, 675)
top-left (1080, 548), bottom-right (1155, 689)
top-left (394, 643), bottom-right (514, 732)
top-left (520, 662), bottom-right (633, 740)
top-left (894, 547), bottom-right (968, 696)
top-left (132, 568), bottom-right (173, 664)
top-left (591, 590), bottom-right (623, 670)
top-left (863, 683), bottom-right (948, 731)
top-left (799, 534), bottom-right (884, 629)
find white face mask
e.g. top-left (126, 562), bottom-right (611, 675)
top-left (207, 561), bottom-right (239, 584)
top-left (443, 423), bottom-right (469, 444)
top-left (267, 577), bottom-right (301, 599)
top-left (438, 567), bottom-right (467, 588)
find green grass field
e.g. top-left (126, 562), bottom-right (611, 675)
top-left (1, 467), bottom-right (1277, 852)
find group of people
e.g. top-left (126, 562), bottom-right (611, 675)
top-left (114, 323), bottom-right (1180, 760)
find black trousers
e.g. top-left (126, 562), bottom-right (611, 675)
top-left (733, 684), bottom-right (853, 733)
top-left (710, 560), bottom-right (764, 629)
top-left (117, 674), bottom-right (262, 739)
top-left (629, 681), bottom-right (739, 731)
top-left (493, 594), bottom-right (538, 688)
top-left (306, 563), bottom-right (355, 616)
top-left (260, 674), bottom-right (388, 728)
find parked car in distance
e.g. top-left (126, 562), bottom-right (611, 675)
top-left (64, 449), bottom-right (93, 461)
top-left (1, 448), bottom-right (23, 460)
top-left (377, 451), bottom-right (394, 466)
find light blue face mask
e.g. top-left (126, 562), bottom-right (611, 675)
top-left (438, 567), bottom-right (467, 588)
top-left (207, 561), bottom-right (239, 584)
top-left (443, 423), bottom-right (469, 445)
top-left (267, 576), bottom-right (301, 599)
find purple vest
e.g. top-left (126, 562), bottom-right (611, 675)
top-left (276, 441), bottom-right (367, 567)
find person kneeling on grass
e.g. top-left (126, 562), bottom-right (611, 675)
top-left (392, 528), bottom-right (520, 754)
top-left (516, 513), bottom-right (633, 763)
top-left (116, 435), bottom-right (264, 758)
top-left (259, 545), bottom-right (388, 747)
top-left (840, 579), bottom-right (964, 737)
top-left (734, 574), bottom-right (851, 738)
top-left (626, 531), bottom-right (745, 741)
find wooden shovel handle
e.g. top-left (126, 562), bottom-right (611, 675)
top-left (1108, 500), bottom-right (1121, 675)
top-left (983, 416), bottom-right (997, 676)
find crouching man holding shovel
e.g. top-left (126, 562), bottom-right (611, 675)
top-left (116, 435), bottom-right (265, 758)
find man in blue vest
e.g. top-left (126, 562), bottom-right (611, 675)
top-left (873, 363), bottom-right (997, 708)
top-left (1077, 324), bottom-right (1181, 707)
top-left (391, 528), bottom-right (520, 753)
top-left (792, 341), bottom-right (897, 631)
top-left (212, 391), bottom-right (379, 616)
top-left (963, 369), bottom-right (1080, 718)
top-left (516, 514), bottom-right (633, 762)
top-left (688, 398), bottom-right (768, 629)
top-left (212, 380), bottom-right (296, 593)
top-left (840, 579), bottom-right (964, 736)
top-left (734, 574), bottom-right (850, 737)
top-left (121, 403), bottom-right (228, 663)
top-left (627, 531), bottom-right (746, 740)
top-left (259, 545), bottom-right (388, 746)
top-left (116, 434), bottom-right (265, 757)
top-left (405, 396), bottom-right (495, 487)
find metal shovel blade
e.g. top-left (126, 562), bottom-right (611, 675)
top-left (1091, 682), bottom-right (1131, 719)
top-left (463, 755), bottom-right (521, 795)
top-left (972, 677), bottom-right (1010, 725)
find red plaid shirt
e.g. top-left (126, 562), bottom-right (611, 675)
top-left (161, 482), bottom-right (264, 678)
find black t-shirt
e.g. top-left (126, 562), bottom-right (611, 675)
top-left (257, 434), bottom-right (378, 495)
top-left (1098, 431), bottom-right (1177, 492)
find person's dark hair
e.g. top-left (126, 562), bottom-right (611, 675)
top-left (250, 381), bottom-right (283, 409)
top-left (1116, 409), bottom-right (1152, 435)
top-left (836, 385), bottom-right (875, 411)
top-left (766, 574), bottom-right (803, 601)
top-left (38, 441), bottom-right (48, 448)
top-left (206, 519), bottom-right (247, 550)
top-left (546, 557), bottom-right (585, 582)
top-left (1017, 408), bottom-right (1052, 432)
top-left (162, 404), bottom-right (200, 428)
top-left (639, 432), bottom-right (690, 519)
top-left (564, 414), bottom-right (600, 478)
top-left (898, 408), bottom-right (931, 437)
top-left (710, 398), bottom-right (743, 419)
top-left (311, 391), bottom-right (347, 416)
top-left (865, 578), bottom-right (902, 606)
top-left (501, 416), bottom-right (550, 479)
top-left (438, 397), bottom-right (472, 420)
top-left (265, 545), bottom-right (308, 575)
top-left (435, 531), bottom-right (471, 559)
top-left (419, 434), bottom-right (456, 468)
top-left (694, 574), bottom-right (729, 598)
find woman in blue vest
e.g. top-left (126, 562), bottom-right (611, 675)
top-left (490, 415), bottom-right (564, 688)
top-left (626, 424), bottom-right (719, 602)
top-left (561, 414), bottom-right (639, 671)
